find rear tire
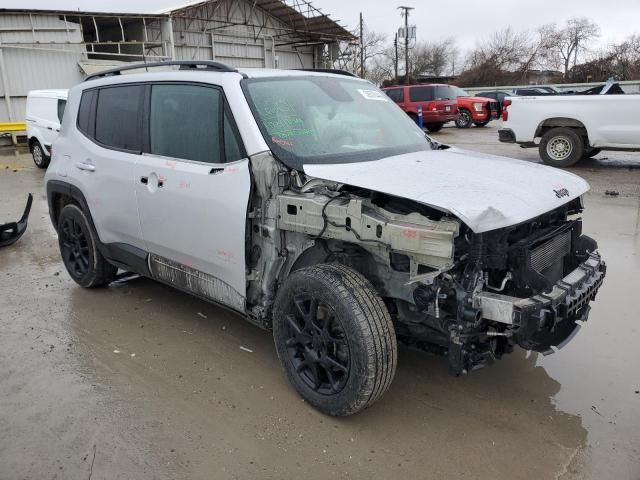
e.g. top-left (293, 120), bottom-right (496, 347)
top-left (273, 263), bottom-right (397, 416)
top-left (31, 141), bottom-right (50, 169)
top-left (539, 127), bottom-right (584, 168)
top-left (425, 122), bottom-right (444, 133)
top-left (58, 204), bottom-right (117, 288)
top-left (455, 109), bottom-right (472, 128)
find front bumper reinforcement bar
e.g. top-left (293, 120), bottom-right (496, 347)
top-left (476, 253), bottom-right (606, 354)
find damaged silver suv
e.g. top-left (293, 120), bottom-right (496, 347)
top-left (45, 61), bottom-right (606, 416)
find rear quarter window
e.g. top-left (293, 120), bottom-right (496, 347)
top-left (385, 88), bottom-right (404, 103)
top-left (409, 86), bottom-right (434, 102)
top-left (77, 90), bottom-right (97, 137)
top-left (57, 99), bottom-right (66, 123)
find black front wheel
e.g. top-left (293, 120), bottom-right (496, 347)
top-left (58, 204), bottom-right (117, 288)
top-left (273, 264), bottom-right (397, 416)
top-left (455, 109), bottom-right (472, 128)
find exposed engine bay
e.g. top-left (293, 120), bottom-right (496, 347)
top-left (246, 152), bottom-right (606, 375)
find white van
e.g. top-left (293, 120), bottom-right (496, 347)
top-left (26, 89), bottom-right (68, 168)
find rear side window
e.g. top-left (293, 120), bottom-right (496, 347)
top-left (57, 99), bottom-right (66, 123)
top-left (435, 86), bottom-right (456, 100)
top-left (95, 85), bottom-right (143, 151)
top-left (409, 86), bottom-right (434, 102)
top-left (385, 88), bottom-right (404, 103)
top-left (77, 89), bottom-right (97, 136)
top-left (149, 84), bottom-right (243, 164)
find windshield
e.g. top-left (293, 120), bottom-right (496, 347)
top-left (452, 86), bottom-right (470, 97)
top-left (242, 76), bottom-right (432, 170)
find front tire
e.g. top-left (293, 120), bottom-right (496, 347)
top-left (58, 204), bottom-right (117, 288)
top-left (425, 122), bottom-right (444, 133)
top-left (273, 264), bottom-right (397, 416)
top-left (539, 127), bottom-right (584, 168)
top-left (31, 141), bottom-right (50, 169)
top-left (455, 109), bottom-right (472, 128)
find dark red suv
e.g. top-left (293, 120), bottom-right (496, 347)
top-left (382, 84), bottom-right (459, 132)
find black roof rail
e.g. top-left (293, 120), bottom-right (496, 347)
top-left (85, 60), bottom-right (241, 82)
top-left (295, 68), bottom-right (358, 78)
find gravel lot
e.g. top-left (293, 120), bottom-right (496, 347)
top-left (1, 123), bottom-right (639, 480)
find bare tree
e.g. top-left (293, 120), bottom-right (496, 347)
top-left (327, 22), bottom-right (386, 77)
top-left (410, 38), bottom-right (457, 78)
top-left (547, 17), bottom-right (600, 78)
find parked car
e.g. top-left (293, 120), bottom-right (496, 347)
top-left (46, 61), bottom-right (606, 416)
top-left (382, 84), bottom-right (458, 132)
top-left (512, 87), bottom-right (555, 96)
top-left (500, 82), bottom-right (640, 167)
top-left (26, 89), bottom-right (68, 168)
top-left (473, 90), bottom-right (513, 115)
top-left (450, 86), bottom-right (499, 128)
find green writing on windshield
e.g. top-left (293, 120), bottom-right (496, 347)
top-left (256, 97), bottom-right (314, 138)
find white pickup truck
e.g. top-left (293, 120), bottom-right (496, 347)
top-left (499, 83), bottom-right (640, 167)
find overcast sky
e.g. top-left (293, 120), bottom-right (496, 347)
top-left (9, 0), bottom-right (640, 53)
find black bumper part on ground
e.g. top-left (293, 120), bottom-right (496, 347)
top-left (513, 253), bottom-right (606, 354)
top-left (498, 128), bottom-right (516, 143)
top-left (0, 193), bottom-right (33, 247)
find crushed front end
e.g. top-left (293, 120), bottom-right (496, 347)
top-left (265, 168), bottom-right (605, 376)
top-left (407, 198), bottom-right (606, 374)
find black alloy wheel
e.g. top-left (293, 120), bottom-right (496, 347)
top-left (60, 215), bottom-right (90, 278)
top-left (283, 293), bottom-right (350, 395)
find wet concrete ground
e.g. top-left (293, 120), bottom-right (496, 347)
top-left (1, 125), bottom-right (639, 479)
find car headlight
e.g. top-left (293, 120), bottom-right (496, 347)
top-left (473, 102), bottom-right (484, 112)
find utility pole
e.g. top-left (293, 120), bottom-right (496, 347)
top-left (359, 12), bottom-right (364, 78)
top-left (398, 6), bottom-right (413, 85)
top-left (394, 32), bottom-right (398, 81)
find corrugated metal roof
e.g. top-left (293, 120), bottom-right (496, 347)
top-left (0, 8), bottom-right (167, 19)
top-left (164, 0), bottom-right (355, 41)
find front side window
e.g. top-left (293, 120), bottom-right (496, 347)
top-left (95, 85), bottom-right (143, 151)
top-left (149, 84), bottom-right (243, 164)
top-left (243, 76), bottom-right (432, 169)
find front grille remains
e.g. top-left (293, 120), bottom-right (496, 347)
top-left (529, 231), bottom-right (571, 276)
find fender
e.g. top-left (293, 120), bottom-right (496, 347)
top-left (46, 179), bottom-right (150, 276)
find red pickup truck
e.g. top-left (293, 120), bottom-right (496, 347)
top-left (450, 86), bottom-right (500, 128)
top-left (382, 84), bottom-right (459, 132)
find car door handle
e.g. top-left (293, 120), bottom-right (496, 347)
top-left (209, 167), bottom-right (224, 175)
top-left (75, 162), bottom-right (95, 172)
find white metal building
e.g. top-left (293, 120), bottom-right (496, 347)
top-left (0, 0), bottom-right (353, 124)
